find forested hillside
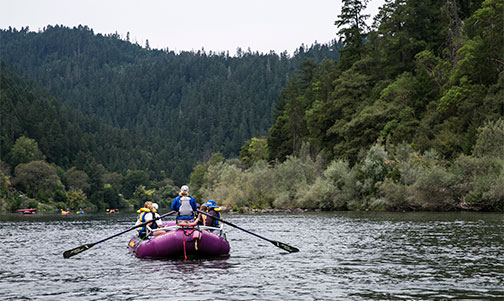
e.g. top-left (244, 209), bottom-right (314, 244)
top-left (192, 0), bottom-right (503, 212)
top-left (0, 25), bottom-right (340, 211)
top-left (0, 25), bottom-right (341, 178)
top-left (267, 0), bottom-right (502, 162)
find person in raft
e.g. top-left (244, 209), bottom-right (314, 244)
top-left (171, 185), bottom-right (197, 223)
top-left (135, 201), bottom-right (162, 238)
top-left (195, 203), bottom-right (208, 225)
top-left (204, 200), bottom-right (222, 234)
top-left (152, 203), bottom-right (163, 228)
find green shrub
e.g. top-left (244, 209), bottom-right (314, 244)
top-left (412, 165), bottom-right (457, 210)
top-left (296, 178), bottom-right (329, 209)
top-left (55, 202), bottom-right (67, 209)
top-left (464, 160), bottom-right (504, 211)
top-left (202, 162), bottom-right (245, 208)
top-left (272, 191), bottom-right (292, 209)
top-left (27, 198), bottom-right (39, 209)
top-left (473, 119), bottom-right (504, 159)
top-left (349, 144), bottom-right (390, 209)
top-left (297, 159), bottom-right (352, 210)
top-left (343, 168), bottom-right (363, 210)
top-left (378, 178), bottom-right (415, 210)
top-left (271, 155), bottom-right (318, 208)
top-left (6, 194), bottom-right (22, 212)
top-left (242, 160), bottom-right (275, 208)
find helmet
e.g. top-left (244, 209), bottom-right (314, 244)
top-left (181, 185), bottom-right (189, 192)
top-left (152, 203), bottom-right (159, 210)
top-left (206, 200), bottom-right (218, 208)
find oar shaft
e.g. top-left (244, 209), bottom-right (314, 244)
top-left (196, 209), bottom-right (271, 242)
top-left (63, 210), bottom-right (175, 258)
top-left (95, 210), bottom-right (175, 244)
top-left (196, 209), bottom-right (298, 253)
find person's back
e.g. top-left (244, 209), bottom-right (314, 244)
top-left (171, 185), bottom-right (197, 221)
top-left (178, 196), bottom-right (193, 217)
top-left (205, 208), bottom-right (218, 226)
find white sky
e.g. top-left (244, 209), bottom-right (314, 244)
top-left (1, 0), bottom-right (385, 55)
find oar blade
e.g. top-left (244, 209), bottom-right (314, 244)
top-left (271, 240), bottom-right (299, 253)
top-left (63, 243), bottom-right (96, 258)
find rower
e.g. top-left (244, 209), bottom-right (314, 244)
top-left (135, 201), bottom-right (158, 239)
top-left (204, 200), bottom-right (222, 234)
top-left (171, 185), bottom-right (197, 224)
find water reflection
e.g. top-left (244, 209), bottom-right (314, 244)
top-left (142, 257), bottom-right (234, 273)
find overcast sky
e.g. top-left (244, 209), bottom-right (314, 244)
top-left (1, 0), bottom-right (385, 55)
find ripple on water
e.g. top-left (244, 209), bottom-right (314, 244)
top-left (0, 211), bottom-right (502, 300)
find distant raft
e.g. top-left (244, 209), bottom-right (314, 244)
top-left (17, 208), bottom-right (37, 214)
top-left (128, 221), bottom-right (230, 260)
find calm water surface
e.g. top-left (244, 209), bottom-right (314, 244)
top-left (0, 211), bottom-right (502, 300)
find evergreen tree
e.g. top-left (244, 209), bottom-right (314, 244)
top-left (335, 0), bottom-right (370, 70)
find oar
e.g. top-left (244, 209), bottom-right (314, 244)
top-left (63, 210), bottom-right (176, 258)
top-left (196, 209), bottom-right (299, 253)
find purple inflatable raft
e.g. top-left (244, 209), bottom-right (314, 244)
top-left (128, 221), bottom-right (230, 259)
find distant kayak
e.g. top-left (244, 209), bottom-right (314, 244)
top-left (128, 221), bottom-right (230, 260)
top-left (61, 210), bottom-right (71, 215)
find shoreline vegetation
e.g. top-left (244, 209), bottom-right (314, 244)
top-left (1, 123), bottom-right (503, 215)
top-left (190, 120), bottom-right (503, 214)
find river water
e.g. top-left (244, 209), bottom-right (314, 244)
top-left (0, 211), bottom-right (502, 300)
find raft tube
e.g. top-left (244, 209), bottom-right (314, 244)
top-left (128, 221), bottom-right (230, 259)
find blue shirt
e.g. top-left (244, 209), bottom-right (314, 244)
top-left (171, 195), bottom-right (197, 211)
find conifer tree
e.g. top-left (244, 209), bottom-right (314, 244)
top-left (334, 0), bottom-right (370, 70)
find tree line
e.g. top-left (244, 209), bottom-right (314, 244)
top-left (0, 25), bottom-right (341, 183)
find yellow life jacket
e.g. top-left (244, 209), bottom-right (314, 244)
top-left (137, 207), bottom-right (156, 234)
top-left (137, 207), bottom-right (156, 214)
